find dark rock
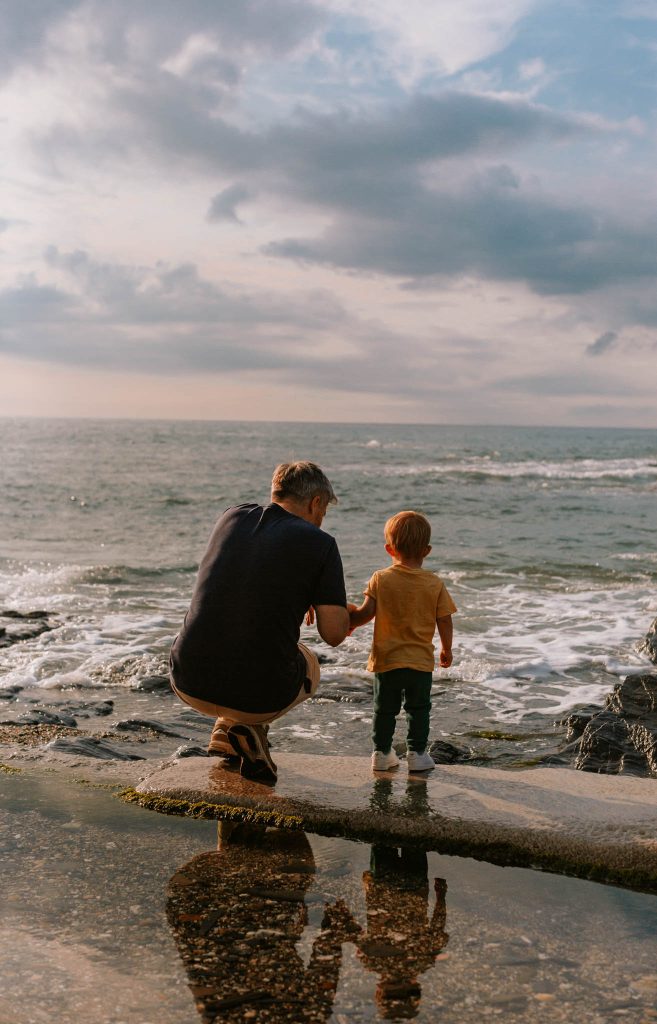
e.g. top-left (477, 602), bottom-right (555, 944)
top-left (0, 621), bottom-right (52, 648)
top-left (1, 609), bottom-right (50, 619)
top-left (92, 700), bottom-right (115, 716)
top-left (44, 736), bottom-right (145, 760)
top-left (562, 673), bottom-right (657, 777)
top-left (113, 717), bottom-right (186, 737)
top-left (429, 739), bottom-right (471, 764)
top-left (173, 744), bottom-right (209, 758)
top-left (131, 674), bottom-right (172, 693)
top-left (0, 686), bottom-right (23, 700)
top-left (604, 673), bottom-right (657, 717)
top-left (14, 709), bottom-right (78, 727)
top-left (39, 699), bottom-right (114, 720)
top-left (559, 704), bottom-right (601, 741)
top-left (638, 618), bottom-right (657, 665)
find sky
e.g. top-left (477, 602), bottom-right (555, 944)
top-left (1, 0), bottom-right (657, 426)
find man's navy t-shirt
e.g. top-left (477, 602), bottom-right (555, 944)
top-left (170, 503), bottom-right (347, 712)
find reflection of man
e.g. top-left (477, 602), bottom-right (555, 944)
top-left (166, 826), bottom-right (345, 1022)
top-left (170, 462), bottom-right (349, 781)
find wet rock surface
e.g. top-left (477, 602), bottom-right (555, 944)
top-left (638, 618), bottom-right (657, 665)
top-left (0, 609), bottom-right (53, 648)
top-left (44, 735), bottom-right (147, 760)
top-left (429, 739), bottom-right (472, 764)
top-left (557, 673), bottom-right (657, 776)
top-left (131, 673), bottom-right (172, 693)
top-left (113, 717), bottom-right (188, 737)
top-left (136, 752), bottom-right (657, 892)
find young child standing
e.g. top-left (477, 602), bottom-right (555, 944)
top-left (348, 511), bottom-right (457, 772)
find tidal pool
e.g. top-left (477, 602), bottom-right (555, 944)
top-left (0, 769), bottom-right (656, 1024)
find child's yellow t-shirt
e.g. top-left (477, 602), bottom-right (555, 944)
top-left (365, 564), bottom-right (457, 674)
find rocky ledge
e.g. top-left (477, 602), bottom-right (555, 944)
top-left (638, 617), bottom-right (657, 665)
top-left (130, 753), bottom-right (657, 893)
top-left (556, 672), bottom-right (657, 776)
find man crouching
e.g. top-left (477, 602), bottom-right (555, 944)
top-left (169, 461), bottom-right (350, 782)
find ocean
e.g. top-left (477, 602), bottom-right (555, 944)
top-left (1, 418), bottom-right (656, 766)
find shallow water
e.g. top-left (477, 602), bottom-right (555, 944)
top-left (1, 769), bottom-right (656, 1024)
top-left (1, 419), bottom-right (656, 767)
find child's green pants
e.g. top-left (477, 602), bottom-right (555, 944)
top-left (373, 668), bottom-right (432, 753)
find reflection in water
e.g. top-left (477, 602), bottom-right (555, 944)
top-left (166, 823), bottom-right (343, 1021)
top-left (166, 823), bottom-right (448, 1022)
top-left (356, 846), bottom-right (448, 1019)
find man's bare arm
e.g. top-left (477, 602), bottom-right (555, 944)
top-left (315, 604), bottom-right (351, 647)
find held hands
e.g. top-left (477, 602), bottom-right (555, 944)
top-left (346, 602), bottom-right (359, 636)
top-left (305, 606), bottom-right (315, 626)
top-left (439, 648), bottom-right (453, 668)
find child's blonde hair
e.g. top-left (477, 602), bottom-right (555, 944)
top-left (384, 510), bottom-right (431, 559)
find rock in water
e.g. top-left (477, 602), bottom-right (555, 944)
top-left (113, 718), bottom-right (186, 737)
top-left (429, 739), bottom-right (471, 764)
top-left (44, 736), bottom-right (145, 760)
top-left (568, 673), bottom-right (657, 777)
top-left (638, 618), bottom-right (657, 665)
top-left (131, 675), bottom-right (172, 693)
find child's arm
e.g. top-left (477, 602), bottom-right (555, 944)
top-left (436, 614), bottom-right (453, 668)
top-left (348, 596), bottom-right (376, 631)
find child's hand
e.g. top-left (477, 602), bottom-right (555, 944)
top-left (346, 602), bottom-right (359, 636)
top-left (305, 606), bottom-right (315, 626)
top-left (439, 648), bottom-right (453, 668)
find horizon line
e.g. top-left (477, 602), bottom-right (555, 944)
top-left (1, 414), bottom-right (657, 432)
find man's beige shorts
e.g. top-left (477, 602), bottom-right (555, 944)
top-left (171, 642), bottom-right (321, 726)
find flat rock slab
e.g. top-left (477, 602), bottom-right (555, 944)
top-left (134, 754), bottom-right (657, 891)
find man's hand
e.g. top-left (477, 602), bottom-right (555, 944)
top-left (345, 602), bottom-right (359, 636)
top-left (305, 606), bottom-right (315, 626)
top-left (348, 596), bottom-right (376, 631)
top-left (439, 648), bottom-right (453, 668)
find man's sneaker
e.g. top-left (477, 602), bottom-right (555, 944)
top-left (372, 749), bottom-right (400, 771)
top-left (207, 724), bottom-right (239, 761)
top-left (227, 724), bottom-right (277, 783)
top-left (407, 750), bottom-right (436, 772)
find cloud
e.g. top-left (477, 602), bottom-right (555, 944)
top-left (266, 166), bottom-right (657, 296)
top-left (586, 330), bottom-right (618, 356)
top-left (0, 0), bottom-right (77, 77)
top-left (495, 371), bottom-right (641, 396)
top-left (0, 247), bottom-right (494, 399)
top-left (0, 248), bottom-right (387, 386)
top-left (1, 0), bottom-right (325, 72)
top-left (323, 0), bottom-right (538, 81)
top-left (207, 184), bottom-right (252, 223)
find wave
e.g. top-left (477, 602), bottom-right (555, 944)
top-left (368, 457), bottom-right (657, 482)
top-left (78, 564), bottom-right (197, 584)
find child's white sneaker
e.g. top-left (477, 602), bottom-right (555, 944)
top-left (372, 749), bottom-right (400, 771)
top-left (407, 750), bottom-right (435, 772)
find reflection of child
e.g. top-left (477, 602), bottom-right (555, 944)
top-left (363, 847), bottom-right (448, 1019)
top-left (349, 511), bottom-right (457, 772)
top-left (329, 845), bottom-right (448, 1020)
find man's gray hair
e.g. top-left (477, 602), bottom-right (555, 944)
top-left (271, 461), bottom-right (337, 505)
